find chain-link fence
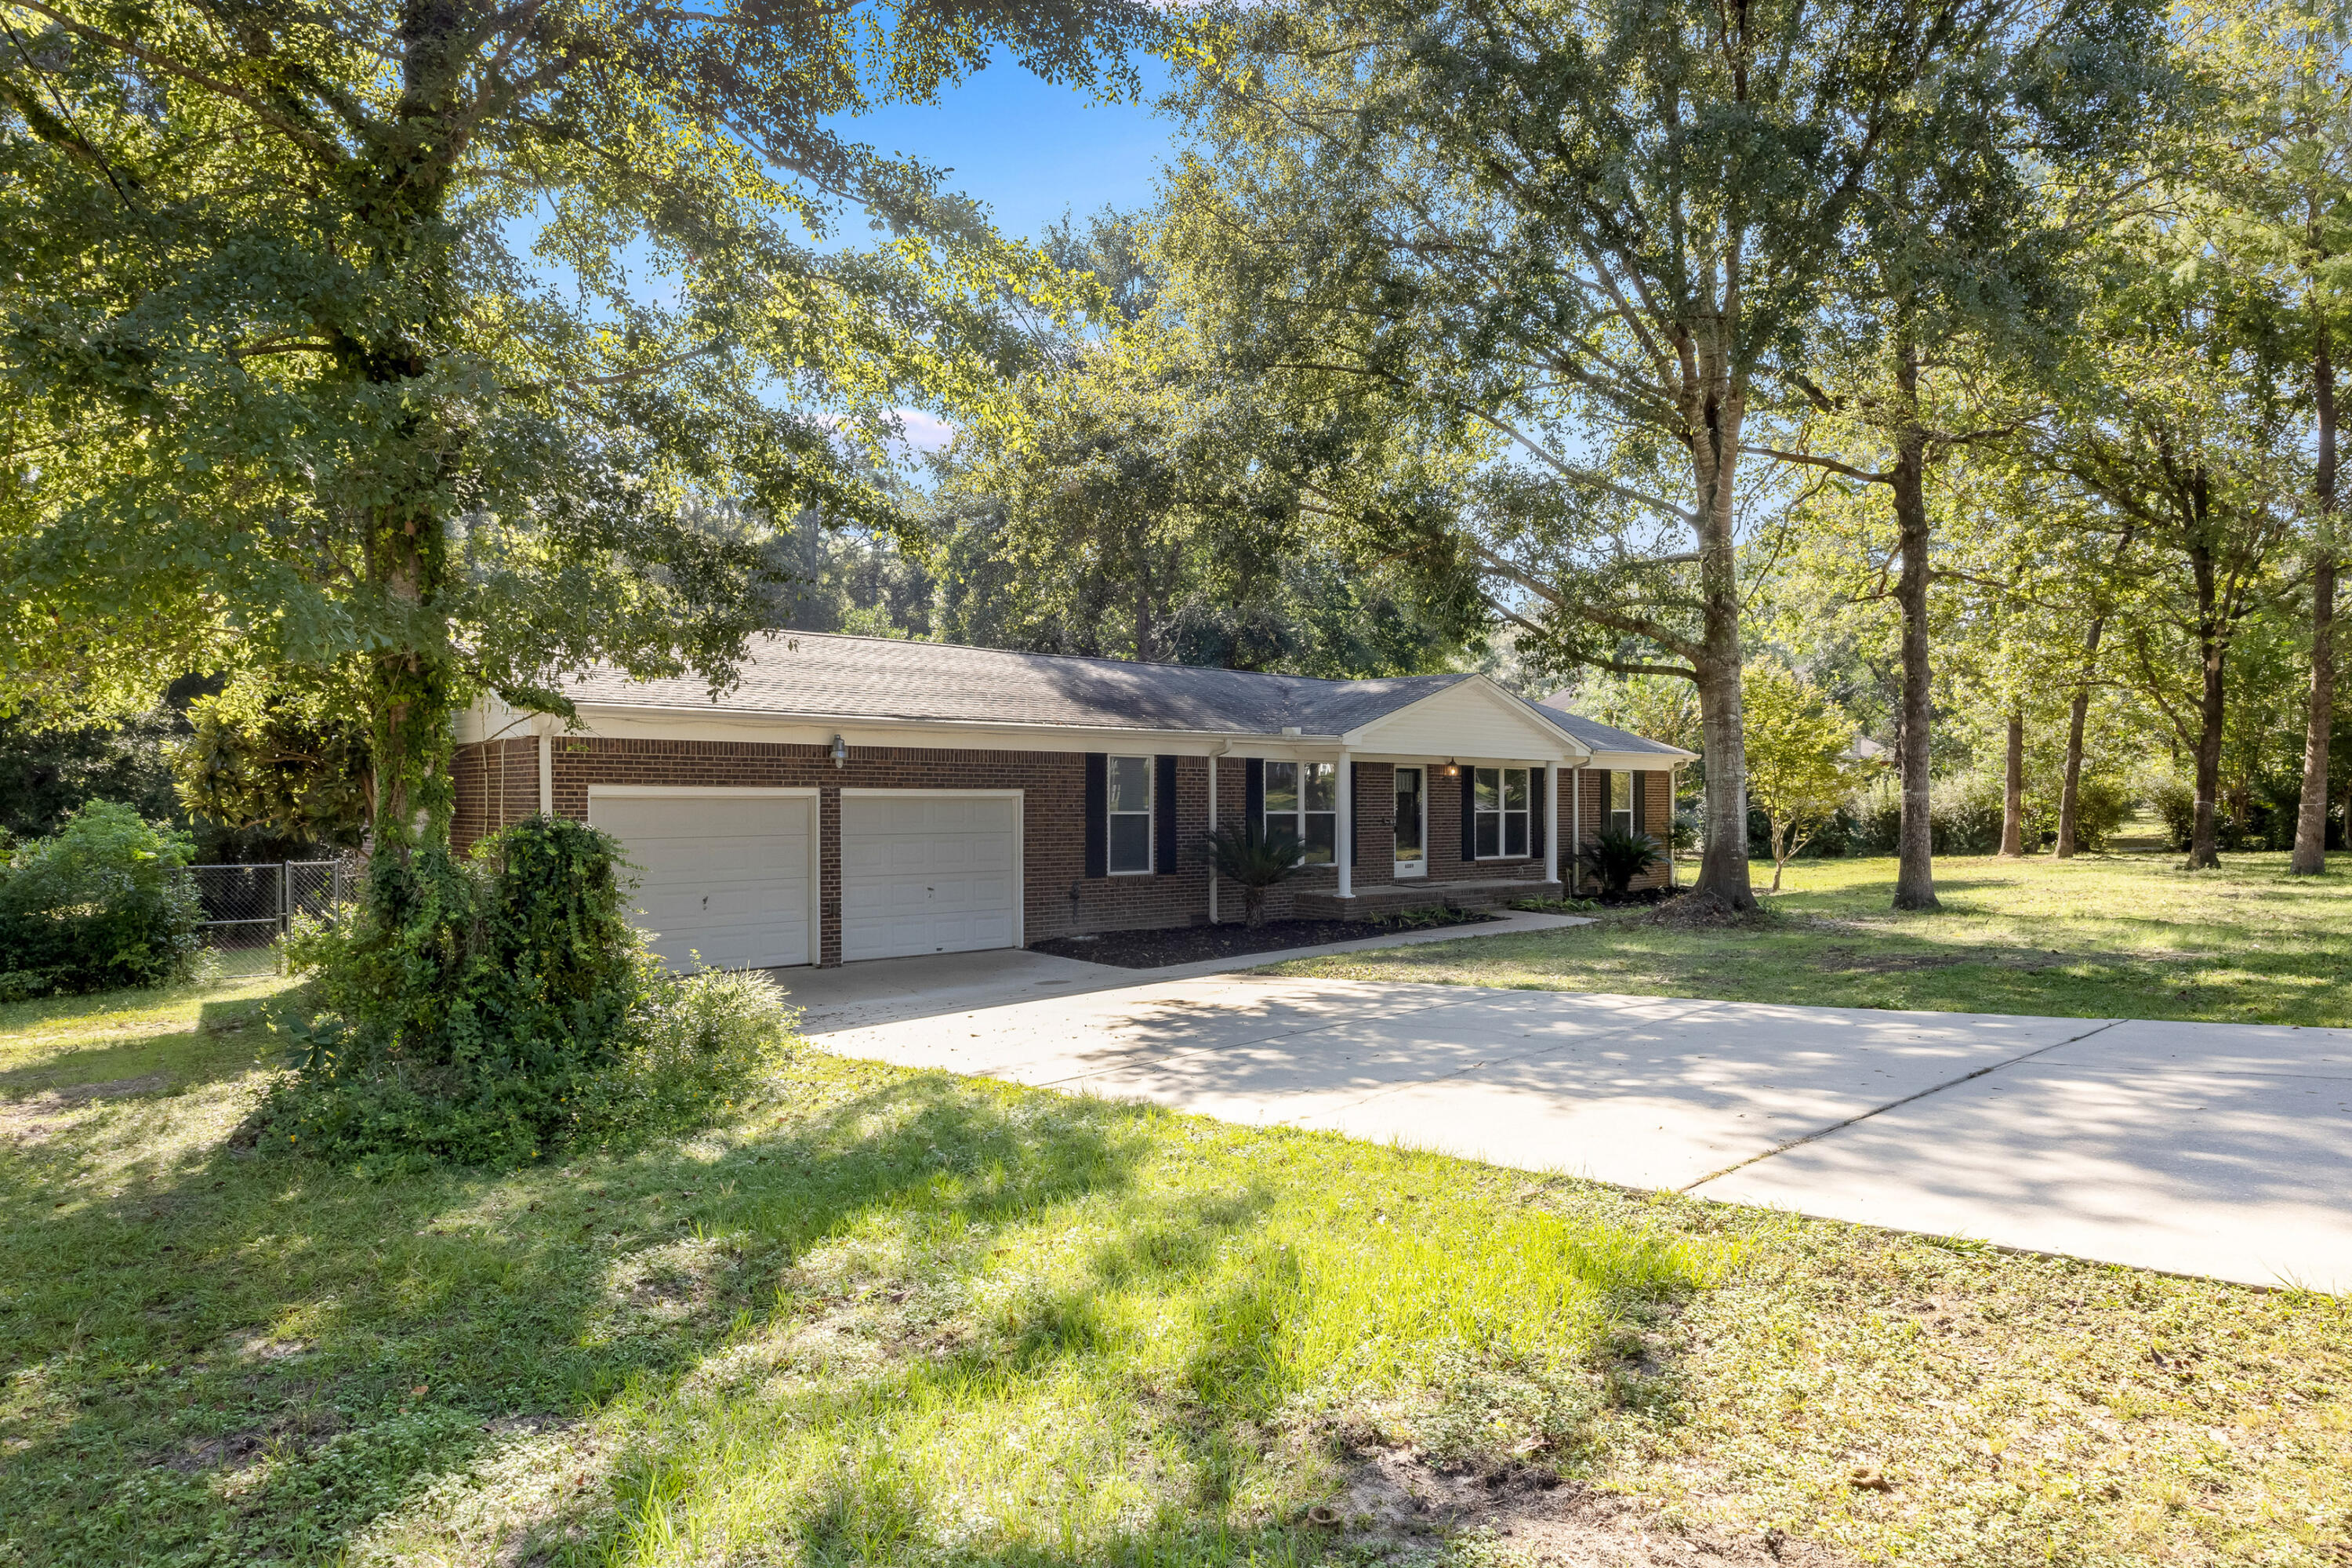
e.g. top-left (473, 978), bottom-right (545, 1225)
top-left (186, 859), bottom-right (359, 949)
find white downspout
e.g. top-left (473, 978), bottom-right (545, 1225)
top-left (535, 718), bottom-right (554, 818)
top-left (1544, 760), bottom-right (1560, 888)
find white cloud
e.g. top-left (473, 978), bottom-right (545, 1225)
top-left (892, 408), bottom-right (960, 454)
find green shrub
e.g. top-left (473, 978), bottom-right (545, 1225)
top-left (1926, 771), bottom-right (2005, 855)
top-left (0, 801), bottom-right (201, 1000)
top-left (1507, 895), bottom-right (1599, 914)
top-left (1580, 828), bottom-right (1662, 895)
top-left (2067, 774), bottom-right (2133, 851)
top-left (2147, 777), bottom-right (2196, 852)
top-left (1374, 903), bottom-right (1487, 931)
top-left (258, 816), bottom-right (793, 1174)
top-left (1203, 819), bottom-right (1306, 927)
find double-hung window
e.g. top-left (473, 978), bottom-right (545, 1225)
top-left (1108, 755), bottom-right (1153, 873)
top-left (1474, 767), bottom-right (1530, 858)
top-left (1609, 770), bottom-right (1635, 836)
top-left (1264, 760), bottom-right (1338, 864)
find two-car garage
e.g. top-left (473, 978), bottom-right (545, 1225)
top-left (587, 787), bottom-right (1022, 971)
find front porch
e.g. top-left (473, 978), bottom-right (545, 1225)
top-left (1291, 874), bottom-right (1564, 920)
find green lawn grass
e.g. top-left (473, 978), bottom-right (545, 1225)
top-left (1272, 853), bottom-right (2352, 1028)
top-left (3, 928), bottom-right (2348, 1566)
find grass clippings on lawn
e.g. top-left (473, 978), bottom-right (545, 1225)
top-left (2, 962), bottom-right (2347, 1567)
top-left (1265, 853), bottom-right (2352, 1029)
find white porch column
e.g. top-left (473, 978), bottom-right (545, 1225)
top-left (535, 719), bottom-right (554, 817)
top-left (1335, 750), bottom-right (1353, 899)
top-left (1544, 761), bottom-right (1559, 887)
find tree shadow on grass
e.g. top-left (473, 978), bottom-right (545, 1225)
top-left (0, 994), bottom-right (283, 1100)
top-left (0, 1069), bottom-right (1155, 1566)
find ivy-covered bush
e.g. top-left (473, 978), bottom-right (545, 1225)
top-left (0, 802), bottom-right (202, 1000)
top-left (257, 816), bottom-right (793, 1174)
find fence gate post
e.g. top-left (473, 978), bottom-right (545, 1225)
top-left (280, 862), bottom-right (291, 938)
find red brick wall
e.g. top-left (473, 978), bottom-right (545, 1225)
top-left (1561, 767), bottom-right (1675, 894)
top-left (450, 736), bottom-right (1679, 961)
top-left (454, 736), bottom-right (1232, 953)
top-left (451, 738), bottom-right (538, 849)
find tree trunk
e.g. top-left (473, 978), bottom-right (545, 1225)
top-left (2293, 317), bottom-right (2338, 875)
top-left (2187, 536), bottom-right (2226, 870)
top-left (2056, 616), bottom-right (2103, 858)
top-left (1685, 325), bottom-right (1757, 913)
top-left (1890, 347), bottom-right (1940, 909)
top-left (1998, 708), bottom-right (2025, 857)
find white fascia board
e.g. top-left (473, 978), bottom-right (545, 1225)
top-left (1579, 750), bottom-right (1694, 771)
top-left (1341, 673), bottom-right (1591, 761)
top-left (558, 702), bottom-right (1331, 757)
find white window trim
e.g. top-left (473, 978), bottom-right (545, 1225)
top-left (1610, 770), bottom-right (1635, 837)
top-left (1263, 760), bottom-right (1340, 866)
top-left (1473, 765), bottom-right (1534, 861)
top-left (1107, 755), bottom-right (1154, 876)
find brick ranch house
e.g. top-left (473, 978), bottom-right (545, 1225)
top-left (451, 633), bottom-right (1694, 970)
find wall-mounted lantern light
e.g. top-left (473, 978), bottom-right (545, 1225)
top-left (830, 735), bottom-right (848, 769)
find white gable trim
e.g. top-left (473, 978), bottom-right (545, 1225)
top-left (1340, 674), bottom-right (1591, 762)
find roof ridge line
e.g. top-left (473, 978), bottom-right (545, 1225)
top-left (751, 629), bottom-right (1472, 689)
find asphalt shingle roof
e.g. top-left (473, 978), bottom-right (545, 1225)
top-left (563, 631), bottom-right (1473, 738)
top-left (1532, 691), bottom-right (1696, 757)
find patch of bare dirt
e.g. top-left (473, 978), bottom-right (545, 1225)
top-left (1626, 895), bottom-right (1781, 933)
top-left (157, 1406), bottom-right (347, 1473)
top-left (1813, 944), bottom-right (2216, 975)
top-left (1330, 1441), bottom-right (1852, 1566)
top-left (1, 1073), bottom-right (170, 1142)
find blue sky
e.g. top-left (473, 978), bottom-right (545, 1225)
top-left (831, 51), bottom-right (1181, 452)
top-left (840, 53), bottom-right (1180, 245)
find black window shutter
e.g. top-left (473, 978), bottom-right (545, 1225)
top-left (1245, 757), bottom-right (1265, 826)
top-left (1460, 768), bottom-right (1478, 861)
top-left (1083, 753), bottom-right (1108, 878)
top-left (1530, 767), bottom-right (1546, 859)
top-left (1633, 770), bottom-right (1648, 835)
top-left (1154, 754), bottom-right (1178, 874)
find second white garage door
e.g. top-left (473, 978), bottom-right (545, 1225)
top-left (840, 793), bottom-right (1021, 962)
top-left (589, 791), bottom-right (814, 971)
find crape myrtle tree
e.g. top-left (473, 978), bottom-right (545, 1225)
top-left (0, 0), bottom-right (1157, 862)
top-left (1165, 0), bottom-right (2168, 913)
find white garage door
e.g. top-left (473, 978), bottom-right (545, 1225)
top-left (841, 793), bottom-right (1020, 962)
top-left (590, 793), bottom-right (813, 971)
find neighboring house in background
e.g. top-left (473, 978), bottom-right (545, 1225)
top-left (452, 633), bottom-right (1694, 970)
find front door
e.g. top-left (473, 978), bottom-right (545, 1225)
top-left (1394, 766), bottom-right (1426, 877)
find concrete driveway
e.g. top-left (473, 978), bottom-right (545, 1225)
top-left (798, 962), bottom-right (2352, 1292)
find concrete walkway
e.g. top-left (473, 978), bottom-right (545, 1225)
top-left (800, 965), bottom-right (2352, 1293)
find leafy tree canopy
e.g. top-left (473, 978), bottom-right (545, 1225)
top-left (0, 0), bottom-right (1159, 849)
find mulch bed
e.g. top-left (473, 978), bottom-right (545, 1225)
top-left (1032, 914), bottom-right (1495, 970)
